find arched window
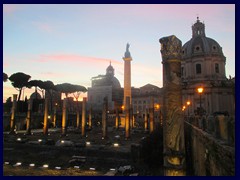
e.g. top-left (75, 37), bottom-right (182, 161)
top-left (215, 63), bottom-right (219, 73)
top-left (196, 64), bottom-right (201, 74)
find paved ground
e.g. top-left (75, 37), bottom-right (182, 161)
top-left (3, 126), bottom-right (152, 176)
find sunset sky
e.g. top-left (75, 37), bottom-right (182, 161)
top-left (3, 4), bottom-right (235, 102)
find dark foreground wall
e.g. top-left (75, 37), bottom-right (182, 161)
top-left (185, 121), bottom-right (235, 176)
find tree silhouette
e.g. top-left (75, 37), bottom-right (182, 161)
top-left (72, 84), bottom-right (87, 101)
top-left (28, 80), bottom-right (43, 99)
top-left (55, 83), bottom-right (75, 98)
top-left (3, 72), bottom-right (8, 82)
top-left (9, 72), bottom-right (31, 101)
top-left (55, 83), bottom-right (87, 99)
top-left (42, 80), bottom-right (55, 112)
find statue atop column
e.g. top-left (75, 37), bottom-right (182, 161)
top-left (124, 43), bottom-right (131, 58)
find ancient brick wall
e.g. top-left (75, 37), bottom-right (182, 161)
top-left (185, 121), bottom-right (235, 176)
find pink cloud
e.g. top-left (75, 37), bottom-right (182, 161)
top-left (39, 72), bottom-right (67, 79)
top-left (37, 54), bottom-right (122, 65)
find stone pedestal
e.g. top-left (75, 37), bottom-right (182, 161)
top-left (9, 94), bottom-right (18, 134)
top-left (82, 97), bottom-right (87, 137)
top-left (26, 99), bottom-right (32, 135)
top-left (43, 97), bottom-right (49, 136)
top-left (160, 35), bottom-right (185, 176)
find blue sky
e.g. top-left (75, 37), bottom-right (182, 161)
top-left (3, 4), bottom-right (235, 102)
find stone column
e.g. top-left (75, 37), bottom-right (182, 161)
top-left (76, 110), bottom-right (80, 129)
top-left (61, 98), bottom-right (67, 136)
top-left (9, 94), bottom-right (18, 134)
top-left (102, 97), bottom-right (108, 139)
top-left (125, 96), bottom-right (130, 139)
top-left (43, 97), bottom-right (49, 136)
top-left (53, 104), bottom-right (57, 128)
top-left (130, 104), bottom-right (133, 129)
top-left (123, 43), bottom-right (132, 109)
top-left (26, 99), bottom-right (32, 135)
top-left (160, 35), bottom-right (185, 176)
top-left (149, 97), bottom-right (154, 133)
top-left (82, 97), bottom-right (87, 137)
top-left (144, 108), bottom-right (148, 131)
top-left (88, 106), bottom-right (92, 129)
top-left (115, 107), bottom-right (119, 129)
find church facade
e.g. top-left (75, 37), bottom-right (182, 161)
top-left (181, 17), bottom-right (235, 116)
top-left (87, 63), bottom-right (123, 112)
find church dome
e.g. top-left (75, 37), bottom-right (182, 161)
top-left (30, 91), bottom-right (42, 100)
top-left (110, 76), bottom-right (121, 89)
top-left (92, 63), bottom-right (121, 88)
top-left (182, 17), bottom-right (224, 59)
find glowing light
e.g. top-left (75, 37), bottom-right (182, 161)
top-left (38, 139), bottom-right (42, 142)
top-left (197, 87), bottom-right (204, 94)
top-left (110, 168), bottom-right (116, 171)
top-left (14, 162), bottom-right (22, 166)
top-left (61, 140), bottom-right (65, 143)
top-left (29, 164), bottom-right (35, 167)
top-left (4, 162), bottom-right (10, 165)
top-left (86, 141), bottom-right (91, 145)
top-left (74, 166), bottom-right (80, 169)
top-left (90, 167), bottom-right (96, 171)
top-left (55, 166), bottom-right (61, 170)
top-left (48, 115), bottom-right (51, 119)
top-left (113, 143), bottom-right (119, 147)
top-left (16, 138), bottom-right (21, 141)
top-left (43, 164), bottom-right (49, 168)
top-left (182, 106), bottom-right (186, 111)
top-left (187, 101), bottom-right (190, 106)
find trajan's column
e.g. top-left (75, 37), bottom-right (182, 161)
top-left (123, 43), bottom-right (132, 108)
top-left (159, 35), bottom-right (185, 176)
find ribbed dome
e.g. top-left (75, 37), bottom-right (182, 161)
top-left (182, 36), bottom-right (223, 58)
top-left (182, 17), bottom-right (224, 59)
top-left (110, 76), bottom-right (121, 89)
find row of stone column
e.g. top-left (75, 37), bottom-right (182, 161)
top-left (9, 95), bottom-right (89, 137)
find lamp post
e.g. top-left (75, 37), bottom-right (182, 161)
top-left (197, 87), bottom-right (203, 116)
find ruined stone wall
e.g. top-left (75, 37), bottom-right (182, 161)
top-left (185, 121), bottom-right (235, 176)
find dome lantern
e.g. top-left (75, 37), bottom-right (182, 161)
top-left (106, 61), bottom-right (114, 76)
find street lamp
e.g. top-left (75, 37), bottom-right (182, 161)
top-left (197, 87), bottom-right (204, 115)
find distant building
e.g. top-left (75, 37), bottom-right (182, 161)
top-left (88, 62), bottom-right (123, 112)
top-left (132, 84), bottom-right (163, 118)
top-left (181, 17), bottom-right (235, 116)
